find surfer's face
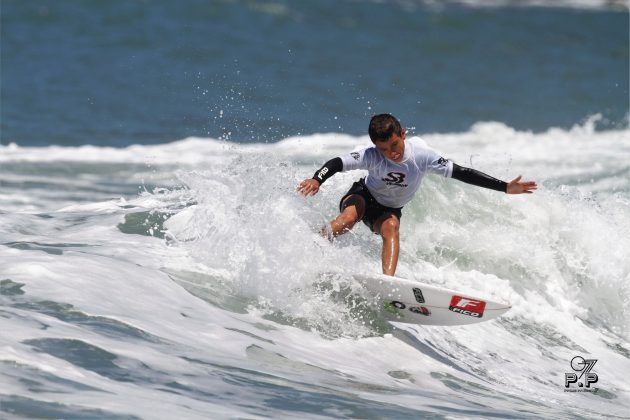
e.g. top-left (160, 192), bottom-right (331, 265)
top-left (375, 129), bottom-right (406, 163)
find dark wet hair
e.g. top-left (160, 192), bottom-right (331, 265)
top-left (368, 114), bottom-right (403, 143)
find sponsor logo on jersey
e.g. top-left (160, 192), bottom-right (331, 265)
top-left (382, 172), bottom-right (408, 187)
top-left (412, 287), bottom-right (425, 303)
top-left (448, 296), bottom-right (486, 318)
top-left (351, 152), bottom-right (360, 160)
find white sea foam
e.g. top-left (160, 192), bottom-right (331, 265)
top-left (1, 120), bottom-right (629, 418)
top-left (408, 0), bottom-right (627, 11)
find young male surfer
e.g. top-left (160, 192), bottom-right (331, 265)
top-left (297, 114), bottom-right (537, 276)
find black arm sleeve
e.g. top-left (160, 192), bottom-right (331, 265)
top-left (312, 157), bottom-right (343, 185)
top-left (451, 163), bottom-right (508, 193)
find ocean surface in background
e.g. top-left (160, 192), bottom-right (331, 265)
top-left (2, 0), bottom-right (630, 419)
top-left (1, 0), bottom-right (628, 146)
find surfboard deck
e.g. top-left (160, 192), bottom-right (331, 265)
top-left (354, 273), bottom-right (511, 326)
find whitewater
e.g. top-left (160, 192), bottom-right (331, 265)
top-left (1, 119), bottom-right (629, 418)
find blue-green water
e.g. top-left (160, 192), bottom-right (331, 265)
top-left (2, 0), bottom-right (628, 147)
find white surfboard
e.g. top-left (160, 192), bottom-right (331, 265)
top-left (354, 273), bottom-right (511, 326)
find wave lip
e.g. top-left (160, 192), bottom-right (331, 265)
top-left (1, 117), bottom-right (629, 165)
top-left (436, 0), bottom-right (628, 10)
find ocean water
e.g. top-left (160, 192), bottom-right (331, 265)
top-left (2, 0), bottom-right (628, 146)
top-left (2, 0), bottom-right (630, 419)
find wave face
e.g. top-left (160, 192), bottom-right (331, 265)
top-left (2, 120), bottom-right (629, 418)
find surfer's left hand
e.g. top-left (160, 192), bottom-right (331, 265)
top-left (506, 175), bottom-right (537, 194)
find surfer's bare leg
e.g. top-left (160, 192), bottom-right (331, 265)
top-left (373, 214), bottom-right (400, 276)
top-left (322, 195), bottom-right (366, 238)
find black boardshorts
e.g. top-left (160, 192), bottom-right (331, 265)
top-left (338, 178), bottom-right (403, 233)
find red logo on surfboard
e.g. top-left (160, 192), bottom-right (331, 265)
top-left (449, 296), bottom-right (486, 318)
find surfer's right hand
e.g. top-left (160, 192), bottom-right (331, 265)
top-left (297, 178), bottom-right (320, 196)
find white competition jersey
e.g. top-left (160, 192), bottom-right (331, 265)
top-left (339, 136), bottom-right (453, 208)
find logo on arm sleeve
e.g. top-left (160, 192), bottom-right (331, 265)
top-left (351, 152), bottom-right (360, 160)
top-left (437, 157), bottom-right (449, 167)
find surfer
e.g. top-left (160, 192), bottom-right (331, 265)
top-left (297, 113), bottom-right (537, 276)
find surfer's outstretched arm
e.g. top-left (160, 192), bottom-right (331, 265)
top-left (297, 157), bottom-right (343, 196)
top-left (451, 163), bottom-right (537, 194)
